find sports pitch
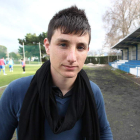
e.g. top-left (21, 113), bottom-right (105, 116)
top-left (0, 65), bottom-right (41, 97)
top-left (0, 65), bottom-right (41, 87)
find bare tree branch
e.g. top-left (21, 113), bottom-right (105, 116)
top-left (102, 0), bottom-right (140, 55)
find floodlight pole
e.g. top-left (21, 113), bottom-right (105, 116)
top-left (23, 42), bottom-right (25, 61)
top-left (39, 42), bottom-right (42, 64)
top-left (7, 49), bottom-right (9, 60)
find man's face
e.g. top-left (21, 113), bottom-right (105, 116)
top-left (44, 29), bottom-right (89, 79)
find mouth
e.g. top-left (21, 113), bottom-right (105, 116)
top-left (62, 65), bottom-right (78, 70)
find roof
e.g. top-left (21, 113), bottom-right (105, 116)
top-left (112, 26), bottom-right (140, 50)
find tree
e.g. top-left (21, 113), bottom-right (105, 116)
top-left (0, 45), bottom-right (7, 58)
top-left (97, 48), bottom-right (104, 56)
top-left (9, 52), bottom-right (21, 60)
top-left (38, 32), bottom-right (47, 55)
top-left (18, 46), bottom-right (23, 57)
top-left (18, 32), bottom-right (47, 59)
top-left (88, 50), bottom-right (97, 56)
top-left (19, 45), bottom-right (40, 59)
top-left (102, 0), bottom-right (140, 51)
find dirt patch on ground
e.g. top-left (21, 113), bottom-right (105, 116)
top-left (84, 65), bottom-right (140, 140)
top-left (117, 71), bottom-right (140, 86)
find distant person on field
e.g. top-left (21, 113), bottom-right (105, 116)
top-left (21, 59), bottom-right (25, 73)
top-left (8, 58), bottom-right (14, 72)
top-left (0, 6), bottom-right (113, 140)
top-left (0, 57), bottom-right (7, 75)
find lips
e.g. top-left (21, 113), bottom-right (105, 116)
top-left (62, 65), bottom-right (77, 70)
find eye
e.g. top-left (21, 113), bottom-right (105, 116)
top-left (77, 46), bottom-right (85, 50)
top-left (59, 43), bottom-right (67, 47)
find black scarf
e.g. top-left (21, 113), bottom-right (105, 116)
top-left (18, 60), bottom-right (100, 140)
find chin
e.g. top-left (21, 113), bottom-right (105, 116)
top-left (63, 72), bottom-right (78, 79)
top-left (65, 75), bottom-right (76, 78)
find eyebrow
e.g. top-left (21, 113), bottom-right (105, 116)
top-left (56, 39), bottom-right (70, 43)
top-left (56, 38), bottom-right (88, 47)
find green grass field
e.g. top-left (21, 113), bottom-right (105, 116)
top-left (0, 65), bottom-right (42, 140)
top-left (0, 65), bottom-right (41, 87)
top-left (0, 65), bottom-right (41, 97)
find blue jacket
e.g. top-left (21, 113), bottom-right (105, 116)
top-left (0, 76), bottom-right (113, 140)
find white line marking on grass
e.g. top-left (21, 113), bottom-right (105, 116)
top-left (0, 85), bottom-right (8, 89)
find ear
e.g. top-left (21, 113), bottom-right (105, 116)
top-left (44, 38), bottom-right (50, 55)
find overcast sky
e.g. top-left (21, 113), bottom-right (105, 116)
top-left (0, 0), bottom-right (111, 53)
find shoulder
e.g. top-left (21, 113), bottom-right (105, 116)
top-left (9, 75), bottom-right (33, 88)
top-left (9, 75), bottom-right (33, 96)
top-left (90, 81), bottom-right (113, 139)
top-left (0, 76), bottom-right (34, 121)
top-left (89, 81), bottom-right (104, 109)
top-left (89, 81), bottom-right (101, 94)
top-left (1, 75), bottom-right (34, 104)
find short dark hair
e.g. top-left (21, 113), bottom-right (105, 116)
top-left (47, 6), bottom-right (91, 44)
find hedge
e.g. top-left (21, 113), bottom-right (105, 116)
top-left (85, 56), bottom-right (121, 64)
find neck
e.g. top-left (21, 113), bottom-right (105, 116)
top-left (55, 78), bottom-right (76, 95)
top-left (51, 71), bottom-right (77, 96)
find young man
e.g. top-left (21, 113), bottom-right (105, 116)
top-left (0, 6), bottom-right (113, 140)
top-left (8, 58), bottom-right (14, 72)
top-left (21, 59), bottom-right (25, 73)
top-left (0, 57), bottom-right (7, 75)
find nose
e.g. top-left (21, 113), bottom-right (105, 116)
top-left (67, 49), bottom-right (76, 63)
